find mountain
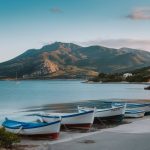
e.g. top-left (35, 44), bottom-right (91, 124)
top-left (0, 42), bottom-right (150, 79)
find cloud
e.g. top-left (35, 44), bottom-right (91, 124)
top-left (78, 39), bottom-right (150, 51)
top-left (127, 7), bottom-right (150, 20)
top-left (49, 7), bottom-right (63, 14)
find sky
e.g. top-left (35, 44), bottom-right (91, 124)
top-left (0, 0), bottom-right (150, 62)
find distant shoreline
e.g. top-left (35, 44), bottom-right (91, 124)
top-left (0, 78), bottom-right (150, 84)
top-left (0, 78), bottom-right (84, 81)
top-left (83, 80), bottom-right (150, 84)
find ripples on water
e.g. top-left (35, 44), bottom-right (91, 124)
top-left (0, 80), bottom-right (150, 123)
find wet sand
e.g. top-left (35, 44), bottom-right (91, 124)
top-left (51, 132), bottom-right (150, 150)
top-left (16, 116), bottom-right (150, 150)
top-left (2, 99), bottom-right (150, 150)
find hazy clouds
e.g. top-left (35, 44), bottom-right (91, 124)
top-left (49, 7), bottom-right (63, 14)
top-left (79, 39), bottom-right (150, 51)
top-left (126, 7), bottom-right (150, 20)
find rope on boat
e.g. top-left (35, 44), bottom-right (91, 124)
top-left (96, 117), bottom-right (106, 128)
top-left (16, 126), bottom-right (23, 134)
top-left (63, 124), bottom-right (72, 132)
top-left (63, 124), bottom-right (76, 142)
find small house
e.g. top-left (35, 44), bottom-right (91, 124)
top-left (123, 73), bottom-right (133, 78)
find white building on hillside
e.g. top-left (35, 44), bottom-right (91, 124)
top-left (123, 73), bottom-right (133, 78)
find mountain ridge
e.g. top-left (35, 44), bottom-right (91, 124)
top-left (0, 42), bottom-right (150, 79)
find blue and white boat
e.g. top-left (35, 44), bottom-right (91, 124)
top-left (2, 116), bottom-right (61, 139)
top-left (126, 103), bottom-right (150, 115)
top-left (78, 103), bottom-right (126, 123)
top-left (125, 110), bottom-right (145, 118)
top-left (37, 109), bottom-right (95, 130)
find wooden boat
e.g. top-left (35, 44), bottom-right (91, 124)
top-left (2, 117), bottom-right (61, 139)
top-left (126, 103), bottom-right (150, 115)
top-left (125, 110), bottom-right (145, 118)
top-left (78, 103), bottom-right (126, 123)
top-left (38, 110), bottom-right (95, 130)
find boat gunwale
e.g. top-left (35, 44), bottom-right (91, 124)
top-left (79, 105), bottom-right (125, 113)
top-left (3, 119), bottom-right (61, 129)
top-left (40, 110), bottom-right (94, 119)
top-left (96, 105), bottom-right (125, 112)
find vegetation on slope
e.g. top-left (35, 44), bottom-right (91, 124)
top-left (0, 42), bottom-right (150, 79)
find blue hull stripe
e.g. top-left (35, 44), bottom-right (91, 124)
top-left (34, 114), bottom-right (60, 118)
top-left (40, 110), bottom-right (94, 119)
top-left (125, 112), bottom-right (144, 114)
top-left (3, 120), bottom-right (61, 129)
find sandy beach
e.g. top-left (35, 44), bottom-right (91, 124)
top-left (1, 99), bottom-right (150, 150)
top-left (14, 116), bottom-right (150, 150)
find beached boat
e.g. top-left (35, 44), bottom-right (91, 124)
top-left (126, 103), bottom-right (150, 115)
top-left (2, 117), bottom-right (61, 139)
top-left (38, 110), bottom-right (95, 130)
top-left (125, 110), bottom-right (145, 118)
top-left (78, 103), bottom-right (126, 123)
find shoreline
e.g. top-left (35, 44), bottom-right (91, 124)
top-left (0, 78), bottom-right (84, 81)
top-left (1, 117), bottom-right (150, 149)
top-left (17, 116), bottom-right (150, 150)
top-left (84, 80), bottom-right (150, 84)
top-left (0, 79), bottom-right (150, 85)
top-left (1, 100), bottom-right (150, 149)
top-left (1, 97), bottom-right (150, 149)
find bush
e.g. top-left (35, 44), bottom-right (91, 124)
top-left (0, 128), bottom-right (20, 149)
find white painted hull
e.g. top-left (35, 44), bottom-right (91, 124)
top-left (3, 117), bottom-right (61, 139)
top-left (41, 110), bottom-right (95, 129)
top-left (5, 121), bottom-right (61, 135)
top-left (95, 106), bottom-right (125, 118)
top-left (125, 112), bottom-right (144, 118)
top-left (125, 110), bottom-right (145, 118)
top-left (127, 103), bottom-right (150, 114)
top-left (78, 105), bottom-right (126, 118)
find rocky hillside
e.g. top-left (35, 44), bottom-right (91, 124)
top-left (0, 42), bottom-right (150, 79)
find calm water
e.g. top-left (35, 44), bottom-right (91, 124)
top-left (0, 80), bottom-right (150, 123)
top-left (0, 80), bottom-right (150, 111)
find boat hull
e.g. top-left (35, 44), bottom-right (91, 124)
top-left (62, 123), bottom-right (92, 130)
top-left (41, 110), bottom-right (95, 130)
top-left (127, 103), bottom-right (150, 115)
top-left (21, 133), bottom-right (60, 139)
top-left (125, 109), bottom-right (145, 118)
top-left (3, 120), bottom-right (61, 139)
top-left (78, 105), bottom-right (126, 123)
top-left (125, 112), bottom-right (144, 118)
